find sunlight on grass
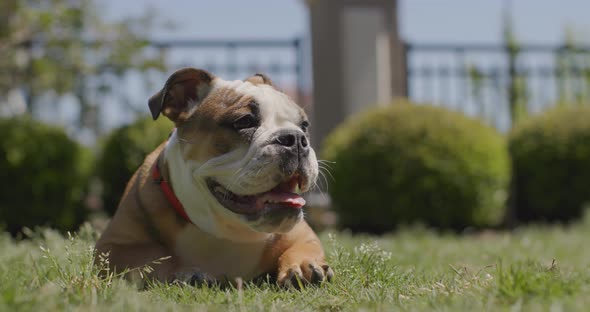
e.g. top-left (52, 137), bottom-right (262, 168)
top-left (1, 218), bottom-right (589, 311)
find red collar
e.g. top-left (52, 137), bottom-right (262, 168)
top-left (152, 160), bottom-right (193, 224)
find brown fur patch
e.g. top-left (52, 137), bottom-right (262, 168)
top-left (148, 68), bottom-right (214, 122)
top-left (245, 73), bottom-right (274, 86)
top-left (175, 86), bottom-right (257, 162)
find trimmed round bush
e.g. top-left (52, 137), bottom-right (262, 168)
top-left (0, 117), bottom-right (90, 234)
top-left (97, 117), bottom-right (173, 215)
top-left (509, 105), bottom-right (590, 222)
top-left (322, 101), bottom-right (510, 232)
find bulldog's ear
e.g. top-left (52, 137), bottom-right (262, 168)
top-left (245, 73), bottom-right (274, 87)
top-left (148, 68), bottom-right (215, 122)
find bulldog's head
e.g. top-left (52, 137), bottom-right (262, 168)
top-left (149, 68), bottom-right (318, 240)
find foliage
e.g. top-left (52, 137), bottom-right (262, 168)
top-left (96, 117), bottom-right (173, 215)
top-left (555, 29), bottom-right (590, 106)
top-left (503, 8), bottom-right (529, 125)
top-left (509, 105), bottom-right (590, 222)
top-left (322, 101), bottom-right (510, 232)
top-left (2, 220), bottom-right (590, 310)
top-left (0, 0), bottom-right (166, 131)
top-left (466, 10), bottom-right (530, 126)
top-left (0, 117), bottom-right (90, 234)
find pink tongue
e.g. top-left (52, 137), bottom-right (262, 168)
top-left (256, 191), bottom-right (306, 209)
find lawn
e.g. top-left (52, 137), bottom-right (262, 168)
top-left (1, 216), bottom-right (589, 311)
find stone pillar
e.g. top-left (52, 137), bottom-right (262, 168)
top-left (307, 0), bottom-right (406, 147)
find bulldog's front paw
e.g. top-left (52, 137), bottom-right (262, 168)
top-left (277, 260), bottom-right (334, 289)
top-left (171, 270), bottom-right (216, 287)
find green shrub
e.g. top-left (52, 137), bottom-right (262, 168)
top-left (0, 117), bottom-right (90, 234)
top-left (97, 117), bottom-right (173, 215)
top-left (509, 105), bottom-right (590, 222)
top-left (322, 101), bottom-right (510, 232)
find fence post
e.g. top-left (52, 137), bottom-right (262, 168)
top-left (306, 0), bottom-right (406, 147)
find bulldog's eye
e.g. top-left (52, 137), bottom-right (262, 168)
top-left (301, 120), bottom-right (310, 132)
top-left (233, 115), bottom-right (257, 130)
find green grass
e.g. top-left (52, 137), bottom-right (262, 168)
top-left (1, 218), bottom-right (590, 312)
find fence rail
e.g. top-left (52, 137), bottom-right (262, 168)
top-left (149, 38), bottom-right (304, 94)
top-left (406, 42), bottom-right (590, 130)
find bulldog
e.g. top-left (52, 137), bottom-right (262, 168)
top-left (94, 68), bottom-right (333, 288)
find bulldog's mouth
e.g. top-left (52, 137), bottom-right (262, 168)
top-left (206, 176), bottom-right (306, 215)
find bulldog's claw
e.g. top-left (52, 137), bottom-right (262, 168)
top-left (278, 261), bottom-right (334, 289)
top-left (322, 264), bottom-right (335, 281)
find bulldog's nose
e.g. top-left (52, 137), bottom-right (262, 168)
top-left (274, 130), bottom-right (309, 154)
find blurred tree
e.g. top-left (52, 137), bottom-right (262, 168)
top-left (0, 0), bottom-right (166, 134)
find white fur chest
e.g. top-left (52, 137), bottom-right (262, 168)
top-left (173, 225), bottom-right (269, 280)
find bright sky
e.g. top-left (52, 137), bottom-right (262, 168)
top-left (101, 0), bottom-right (590, 44)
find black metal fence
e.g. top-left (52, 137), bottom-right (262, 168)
top-left (406, 43), bottom-right (590, 130)
top-left (10, 38), bottom-right (590, 136)
top-left (151, 38), bottom-right (305, 97)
